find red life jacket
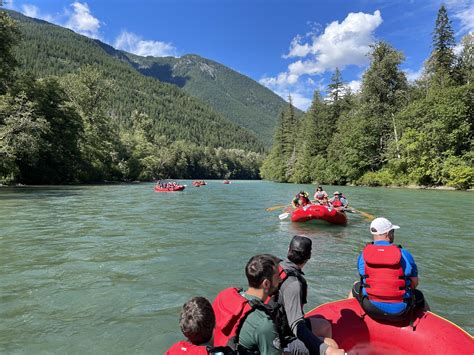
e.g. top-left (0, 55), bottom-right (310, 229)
top-left (331, 198), bottom-right (342, 207)
top-left (213, 288), bottom-right (264, 348)
top-left (166, 341), bottom-right (209, 355)
top-left (362, 243), bottom-right (406, 303)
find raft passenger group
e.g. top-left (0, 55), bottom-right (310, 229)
top-left (166, 216), bottom-right (428, 355)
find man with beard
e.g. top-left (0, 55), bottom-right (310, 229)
top-left (213, 254), bottom-right (282, 354)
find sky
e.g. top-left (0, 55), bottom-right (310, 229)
top-left (4, 0), bottom-right (473, 111)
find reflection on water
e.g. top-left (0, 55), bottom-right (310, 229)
top-left (0, 181), bottom-right (472, 353)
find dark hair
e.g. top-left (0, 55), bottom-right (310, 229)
top-left (288, 235), bottom-right (312, 264)
top-left (245, 254), bottom-right (279, 288)
top-left (179, 297), bottom-right (215, 345)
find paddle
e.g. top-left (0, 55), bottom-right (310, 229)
top-left (266, 204), bottom-right (289, 212)
top-left (350, 208), bottom-right (375, 221)
top-left (279, 212), bottom-right (290, 220)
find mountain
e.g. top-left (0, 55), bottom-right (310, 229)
top-left (117, 53), bottom-right (300, 147)
top-left (7, 10), bottom-right (264, 152)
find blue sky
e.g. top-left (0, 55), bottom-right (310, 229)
top-left (4, 0), bottom-right (473, 110)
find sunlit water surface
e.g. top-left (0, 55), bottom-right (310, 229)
top-left (0, 181), bottom-right (472, 353)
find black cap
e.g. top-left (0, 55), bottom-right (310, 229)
top-left (289, 235), bottom-right (312, 258)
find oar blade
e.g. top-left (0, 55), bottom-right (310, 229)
top-left (279, 212), bottom-right (290, 220)
top-left (352, 208), bottom-right (375, 221)
top-left (266, 204), bottom-right (288, 212)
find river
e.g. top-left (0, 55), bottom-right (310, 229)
top-left (0, 181), bottom-right (472, 353)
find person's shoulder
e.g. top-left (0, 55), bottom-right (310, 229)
top-left (400, 245), bottom-right (413, 254)
top-left (400, 247), bottom-right (416, 260)
top-left (166, 341), bottom-right (205, 355)
top-left (280, 276), bottom-right (301, 295)
top-left (245, 305), bottom-right (274, 326)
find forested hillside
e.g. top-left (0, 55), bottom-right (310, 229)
top-left (116, 53), bottom-right (299, 147)
top-left (0, 10), bottom-right (264, 184)
top-left (262, 5), bottom-right (473, 190)
top-left (9, 10), bottom-right (263, 152)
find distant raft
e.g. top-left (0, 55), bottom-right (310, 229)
top-left (154, 185), bottom-right (185, 192)
top-left (223, 180), bottom-right (231, 184)
top-left (306, 298), bottom-right (474, 354)
top-left (192, 180), bottom-right (207, 187)
top-left (291, 204), bottom-right (347, 226)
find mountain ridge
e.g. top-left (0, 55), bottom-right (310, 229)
top-left (109, 49), bottom-right (302, 147)
top-left (7, 9), bottom-right (264, 152)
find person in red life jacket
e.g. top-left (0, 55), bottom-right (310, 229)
top-left (276, 236), bottom-right (344, 355)
top-left (348, 217), bottom-right (429, 321)
top-left (166, 297), bottom-right (220, 355)
top-left (213, 254), bottom-right (282, 354)
top-left (328, 192), bottom-right (348, 209)
top-left (292, 191), bottom-right (311, 208)
top-left (313, 186), bottom-right (329, 205)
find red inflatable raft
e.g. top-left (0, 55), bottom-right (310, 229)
top-left (291, 204), bottom-right (347, 226)
top-left (192, 180), bottom-right (207, 187)
top-left (306, 298), bottom-right (473, 354)
top-left (154, 185), bottom-right (185, 192)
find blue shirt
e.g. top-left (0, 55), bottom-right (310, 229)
top-left (357, 240), bottom-right (418, 313)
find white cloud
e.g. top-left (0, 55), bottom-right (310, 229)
top-left (404, 67), bottom-right (424, 82)
top-left (290, 93), bottom-right (313, 111)
top-left (447, 0), bottom-right (474, 34)
top-left (261, 10), bottom-right (382, 93)
top-left (114, 30), bottom-right (177, 57)
top-left (4, 0), bottom-right (15, 10)
top-left (9, 1), bottom-right (180, 56)
top-left (65, 2), bottom-right (101, 39)
top-left (453, 42), bottom-right (463, 56)
top-left (346, 80), bottom-right (362, 93)
top-left (21, 4), bottom-right (53, 22)
top-left (271, 90), bottom-right (313, 111)
top-left (21, 4), bottom-right (38, 17)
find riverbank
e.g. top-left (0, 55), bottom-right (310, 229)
top-left (1, 181), bottom-right (472, 191)
top-left (355, 183), bottom-right (473, 191)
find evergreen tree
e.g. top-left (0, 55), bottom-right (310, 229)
top-left (291, 92), bottom-right (324, 183)
top-left (260, 110), bottom-right (287, 181)
top-left (426, 5), bottom-right (456, 82)
top-left (327, 67), bottom-right (348, 122)
top-left (328, 68), bottom-right (343, 101)
top-left (281, 95), bottom-right (297, 156)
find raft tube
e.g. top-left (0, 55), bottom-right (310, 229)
top-left (306, 298), bottom-right (473, 354)
top-left (291, 204), bottom-right (347, 226)
top-left (154, 185), bottom-right (185, 192)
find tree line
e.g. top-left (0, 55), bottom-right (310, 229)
top-left (0, 9), bottom-right (263, 184)
top-left (262, 5), bottom-right (473, 190)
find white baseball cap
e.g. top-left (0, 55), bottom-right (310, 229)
top-left (370, 217), bottom-right (400, 235)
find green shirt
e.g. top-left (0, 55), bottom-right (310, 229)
top-left (238, 291), bottom-right (281, 354)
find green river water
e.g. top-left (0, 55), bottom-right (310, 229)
top-left (0, 181), bottom-right (472, 353)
